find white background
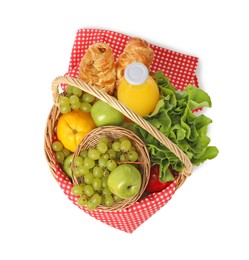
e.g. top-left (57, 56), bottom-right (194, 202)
top-left (0, 0), bottom-right (248, 259)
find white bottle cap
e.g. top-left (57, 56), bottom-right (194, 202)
top-left (124, 62), bottom-right (149, 85)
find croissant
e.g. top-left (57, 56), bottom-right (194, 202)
top-left (116, 37), bottom-right (154, 82)
top-left (78, 43), bottom-right (116, 94)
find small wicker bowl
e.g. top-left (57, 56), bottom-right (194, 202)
top-left (71, 126), bottom-right (151, 211)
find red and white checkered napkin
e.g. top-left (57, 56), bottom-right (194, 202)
top-left (54, 161), bottom-right (176, 233)
top-left (65, 28), bottom-right (199, 90)
top-left (54, 28), bottom-right (199, 233)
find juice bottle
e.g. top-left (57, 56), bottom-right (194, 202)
top-left (117, 62), bottom-right (159, 117)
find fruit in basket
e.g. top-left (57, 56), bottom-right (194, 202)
top-left (57, 110), bottom-right (95, 152)
top-left (117, 62), bottom-right (160, 116)
top-left (51, 141), bottom-right (66, 163)
top-left (55, 151), bottom-right (65, 164)
top-left (90, 100), bottom-right (124, 127)
top-left (59, 85), bottom-right (96, 114)
top-left (52, 141), bottom-right (63, 152)
top-left (63, 154), bottom-right (74, 178)
top-left (145, 164), bottom-right (172, 193)
top-left (70, 135), bottom-right (143, 210)
top-left (107, 164), bottom-right (142, 199)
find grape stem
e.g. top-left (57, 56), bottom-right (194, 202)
top-left (117, 161), bottom-right (146, 165)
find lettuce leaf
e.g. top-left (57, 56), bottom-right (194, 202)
top-left (134, 71), bottom-right (219, 182)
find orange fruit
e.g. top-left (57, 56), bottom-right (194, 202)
top-left (56, 110), bottom-right (95, 152)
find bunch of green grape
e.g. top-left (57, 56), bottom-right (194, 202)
top-left (52, 140), bottom-right (71, 163)
top-left (71, 136), bottom-right (139, 211)
top-left (59, 84), bottom-right (95, 114)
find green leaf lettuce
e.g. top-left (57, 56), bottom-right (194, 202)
top-left (134, 71), bottom-right (219, 182)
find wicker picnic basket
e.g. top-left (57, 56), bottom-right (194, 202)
top-left (45, 75), bottom-right (192, 193)
top-left (44, 28), bottom-right (197, 233)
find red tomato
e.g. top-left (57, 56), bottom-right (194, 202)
top-left (146, 164), bottom-right (172, 193)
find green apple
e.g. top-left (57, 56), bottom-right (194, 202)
top-left (90, 100), bottom-right (124, 127)
top-left (62, 154), bottom-right (74, 178)
top-left (107, 164), bottom-right (142, 199)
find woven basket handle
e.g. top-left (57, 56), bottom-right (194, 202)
top-left (52, 76), bottom-right (192, 187)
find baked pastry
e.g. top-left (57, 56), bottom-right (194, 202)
top-left (78, 43), bottom-right (116, 94)
top-left (116, 37), bottom-right (154, 82)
